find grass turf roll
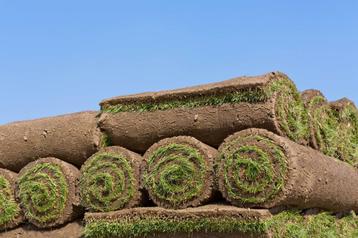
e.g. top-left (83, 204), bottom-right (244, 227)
top-left (0, 111), bottom-right (101, 172)
top-left (0, 169), bottom-right (23, 231)
top-left (99, 71), bottom-right (309, 153)
top-left (142, 136), bottom-right (217, 209)
top-left (217, 128), bottom-right (358, 212)
top-left (84, 205), bottom-right (271, 238)
top-left (330, 98), bottom-right (358, 166)
top-left (79, 146), bottom-right (143, 212)
top-left (16, 158), bottom-right (80, 228)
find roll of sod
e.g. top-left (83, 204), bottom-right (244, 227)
top-left (217, 128), bottom-right (358, 212)
top-left (142, 136), bottom-right (217, 209)
top-left (0, 111), bottom-right (101, 172)
top-left (330, 98), bottom-right (358, 166)
top-left (99, 71), bottom-right (309, 153)
top-left (84, 205), bottom-right (271, 238)
top-left (79, 146), bottom-right (143, 212)
top-left (16, 158), bottom-right (80, 228)
top-left (301, 90), bottom-right (328, 150)
top-left (0, 169), bottom-right (23, 231)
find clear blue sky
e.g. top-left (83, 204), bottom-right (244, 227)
top-left (0, 1), bottom-right (357, 124)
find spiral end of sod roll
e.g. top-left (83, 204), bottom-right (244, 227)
top-left (0, 169), bottom-right (23, 231)
top-left (218, 128), bottom-right (288, 207)
top-left (267, 72), bottom-right (309, 144)
top-left (143, 136), bottom-right (216, 209)
top-left (17, 157), bottom-right (80, 228)
top-left (80, 146), bottom-right (142, 212)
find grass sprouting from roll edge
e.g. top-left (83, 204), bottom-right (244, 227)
top-left (218, 135), bottom-right (288, 206)
top-left (80, 152), bottom-right (136, 212)
top-left (0, 175), bottom-right (21, 228)
top-left (101, 73), bottom-right (309, 143)
top-left (17, 163), bottom-right (68, 225)
top-left (143, 143), bottom-right (209, 208)
top-left (84, 211), bottom-right (358, 238)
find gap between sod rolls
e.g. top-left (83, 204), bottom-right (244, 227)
top-left (101, 73), bottom-right (309, 143)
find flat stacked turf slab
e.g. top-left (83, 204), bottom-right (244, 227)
top-left (99, 71), bottom-right (309, 153)
top-left (0, 111), bottom-right (101, 172)
top-left (84, 205), bottom-right (271, 238)
top-left (0, 221), bottom-right (83, 238)
top-left (142, 136), bottom-right (217, 209)
top-left (79, 146), bottom-right (143, 212)
top-left (217, 128), bottom-right (358, 212)
top-left (16, 157), bottom-right (81, 228)
top-left (0, 169), bottom-right (23, 231)
top-left (330, 98), bottom-right (358, 166)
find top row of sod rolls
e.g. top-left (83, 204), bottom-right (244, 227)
top-left (98, 72), bottom-right (310, 153)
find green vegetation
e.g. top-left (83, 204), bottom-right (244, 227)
top-left (84, 210), bottom-right (358, 238)
top-left (80, 152), bottom-right (136, 212)
top-left (143, 143), bottom-right (209, 208)
top-left (99, 133), bottom-right (112, 148)
top-left (218, 135), bottom-right (287, 205)
top-left (268, 210), bottom-right (358, 238)
top-left (101, 75), bottom-right (309, 143)
top-left (0, 175), bottom-right (21, 228)
top-left (84, 217), bottom-right (266, 238)
top-left (17, 162), bottom-right (68, 224)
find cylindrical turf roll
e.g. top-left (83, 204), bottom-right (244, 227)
top-left (99, 72), bottom-right (309, 153)
top-left (0, 111), bottom-right (101, 172)
top-left (330, 98), bottom-right (358, 166)
top-left (0, 169), bottom-right (23, 231)
top-left (217, 128), bottom-right (358, 212)
top-left (16, 158), bottom-right (80, 228)
top-left (79, 146), bottom-right (143, 212)
top-left (301, 90), bottom-right (328, 150)
top-left (142, 136), bottom-right (217, 209)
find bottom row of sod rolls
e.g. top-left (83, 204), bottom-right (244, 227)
top-left (0, 169), bottom-right (23, 231)
top-left (142, 136), bottom-right (217, 209)
top-left (217, 128), bottom-right (358, 211)
top-left (16, 157), bottom-right (80, 228)
top-left (79, 146), bottom-right (143, 212)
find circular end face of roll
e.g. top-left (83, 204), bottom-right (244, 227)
top-left (143, 136), bottom-right (216, 209)
top-left (0, 169), bottom-right (23, 230)
top-left (17, 158), bottom-right (79, 228)
top-left (267, 73), bottom-right (310, 144)
top-left (79, 146), bottom-right (141, 212)
top-left (218, 129), bottom-right (288, 207)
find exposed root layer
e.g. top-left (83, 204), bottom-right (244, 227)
top-left (17, 158), bottom-right (80, 228)
top-left (143, 136), bottom-right (217, 209)
top-left (84, 205), bottom-right (271, 238)
top-left (80, 146), bottom-right (142, 212)
top-left (0, 169), bottom-right (23, 231)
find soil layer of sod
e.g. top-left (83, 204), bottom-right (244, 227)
top-left (217, 128), bottom-right (358, 212)
top-left (142, 136), bottom-right (217, 209)
top-left (79, 146), bottom-right (143, 212)
top-left (0, 169), bottom-right (23, 231)
top-left (16, 157), bottom-right (81, 228)
top-left (99, 72), bottom-right (309, 153)
top-left (84, 205), bottom-right (271, 238)
top-left (0, 111), bottom-right (101, 172)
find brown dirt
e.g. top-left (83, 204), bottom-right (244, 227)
top-left (301, 89), bottom-right (326, 107)
top-left (219, 128), bottom-right (358, 212)
top-left (16, 158), bottom-right (81, 228)
top-left (0, 169), bottom-right (24, 230)
top-left (0, 221), bottom-right (83, 238)
top-left (0, 111), bottom-right (101, 172)
top-left (142, 136), bottom-right (218, 209)
top-left (80, 146), bottom-right (144, 211)
top-left (98, 72), bottom-right (298, 153)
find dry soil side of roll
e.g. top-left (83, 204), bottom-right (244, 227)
top-left (0, 111), bottom-right (101, 172)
